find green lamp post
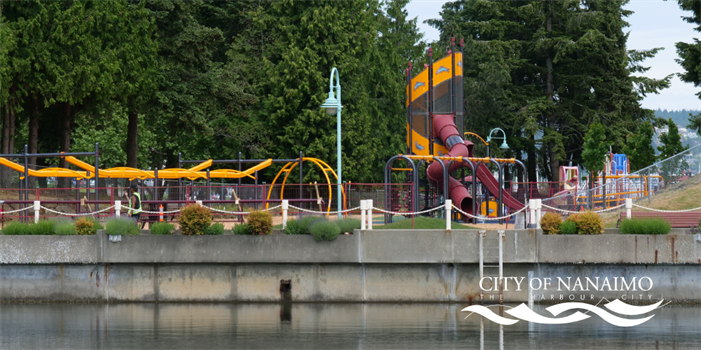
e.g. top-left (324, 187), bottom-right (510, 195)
top-left (320, 68), bottom-right (343, 218)
top-left (486, 128), bottom-right (509, 158)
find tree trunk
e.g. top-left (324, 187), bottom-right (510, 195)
top-left (58, 102), bottom-right (73, 189)
top-left (126, 107), bottom-right (138, 168)
top-left (0, 102), bottom-right (11, 188)
top-left (545, 0), bottom-right (559, 183)
top-left (28, 93), bottom-right (39, 190)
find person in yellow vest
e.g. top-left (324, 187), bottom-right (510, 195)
top-left (127, 184), bottom-right (142, 224)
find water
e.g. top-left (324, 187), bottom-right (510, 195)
top-left (0, 303), bottom-right (699, 349)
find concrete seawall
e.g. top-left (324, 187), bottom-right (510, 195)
top-left (1, 230), bottom-right (700, 302)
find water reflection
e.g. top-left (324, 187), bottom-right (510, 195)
top-left (0, 303), bottom-right (699, 349)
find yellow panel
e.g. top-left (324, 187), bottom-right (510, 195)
top-left (406, 52), bottom-right (463, 106)
top-left (480, 201), bottom-right (498, 217)
top-left (406, 127), bottom-right (449, 157)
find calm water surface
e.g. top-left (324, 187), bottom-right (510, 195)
top-left (0, 303), bottom-right (699, 349)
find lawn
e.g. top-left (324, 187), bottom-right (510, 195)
top-left (375, 215), bottom-right (477, 230)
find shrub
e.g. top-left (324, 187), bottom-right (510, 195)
top-left (310, 220), bottom-right (341, 242)
top-left (620, 218), bottom-right (670, 235)
top-left (74, 218), bottom-right (96, 235)
top-left (336, 218), bottom-right (361, 234)
top-left (559, 219), bottom-right (578, 235)
top-left (570, 211), bottom-right (604, 235)
top-left (204, 222), bottom-right (225, 235)
top-left (540, 212), bottom-right (562, 235)
top-left (105, 217), bottom-right (140, 235)
top-left (233, 223), bottom-right (251, 235)
top-left (150, 222), bottom-right (175, 235)
top-left (179, 204), bottom-right (212, 236)
top-left (84, 217), bottom-right (103, 231)
top-left (284, 219), bottom-right (306, 235)
top-left (54, 221), bottom-right (76, 235)
top-left (2, 222), bottom-right (28, 235)
top-left (28, 220), bottom-right (55, 235)
top-left (247, 210), bottom-right (273, 235)
top-left (297, 215), bottom-right (324, 234)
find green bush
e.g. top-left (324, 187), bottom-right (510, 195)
top-left (54, 221), bottom-right (76, 235)
top-left (620, 218), bottom-right (671, 235)
top-left (233, 223), bottom-right (251, 235)
top-left (204, 222), bottom-right (225, 235)
top-left (284, 219), bottom-right (306, 235)
top-left (179, 204), bottom-right (212, 236)
top-left (247, 210), bottom-right (273, 235)
top-left (105, 217), bottom-right (140, 235)
top-left (74, 218), bottom-right (96, 235)
top-left (559, 219), bottom-right (578, 235)
top-left (540, 212), bottom-right (562, 235)
top-left (336, 218), bottom-right (361, 234)
top-left (84, 217), bottom-right (103, 230)
top-left (297, 215), bottom-right (324, 234)
top-left (28, 220), bottom-right (55, 235)
top-left (570, 211), bottom-right (604, 235)
top-left (150, 222), bottom-right (175, 235)
top-left (2, 222), bottom-right (28, 235)
top-left (310, 220), bottom-right (341, 242)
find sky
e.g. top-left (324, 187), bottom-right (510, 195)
top-left (406, 0), bottom-right (701, 111)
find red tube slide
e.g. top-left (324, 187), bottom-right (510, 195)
top-left (426, 114), bottom-right (474, 214)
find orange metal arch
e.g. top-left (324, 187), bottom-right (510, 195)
top-left (266, 158), bottom-right (346, 215)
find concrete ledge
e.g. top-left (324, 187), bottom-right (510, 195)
top-left (0, 235), bottom-right (99, 264)
top-left (1, 229), bottom-right (700, 265)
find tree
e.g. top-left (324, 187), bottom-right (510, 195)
top-left (676, 0), bottom-right (701, 133)
top-left (582, 121), bottom-right (611, 206)
top-left (622, 121), bottom-right (656, 172)
top-left (428, 0), bottom-right (668, 183)
top-left (232, 0), bottom-right (423, 182)
top-left (658, 118), bottom-right (689, 182)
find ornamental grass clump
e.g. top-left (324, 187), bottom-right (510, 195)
top-left (569, 211), bottom-right (604, 235)
top-left (28, 220), bottom-right (55, 235)
top-left (284, 219), bottom-right (305, 235)
top-left (297, 215), bottom-right (324, 234)
top-left (2, 222), bottom-right (28, 235)
top-left (54, 220), bottom-right (76, 235)
top-left (540, 212), bottom-right (562, 235)
top-left (204, 222), bottom-right (225, 235)
top-left (336, 218), bottom-right (361, 234)
top-left (559, 219), bottom-right (578, 235)
top-left (179, 204), bottom-right (212, 236)
top-left (310, 220), bottom-right (341, 242)
top-left (233, 223), bottom-right (251, 235)
top-left (620, 218), bottom-right (670, 235)
top-left (84, 217), bottom-right (103, 231)
top-left (247, 210), bottom-right (273, 235)
top-left (105, 217), bottom-right (140, 235)
top-left (74, 218), bottom-right (97, 235)
top-left (150, 222), bottom-right (175, 235)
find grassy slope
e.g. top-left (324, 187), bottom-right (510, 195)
top-left (601, 173), bottom-right (701, 227)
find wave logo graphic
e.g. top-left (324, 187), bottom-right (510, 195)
top-left (413, 82), bottom-right (425, 91)
top-left (437, 66), bottom-right (449, 74)
top-left (462, 299), bottom-right (664, 327)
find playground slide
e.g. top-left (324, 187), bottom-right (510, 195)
top-left (426, 114), bottom-right (474, 214)
top-left (474, 163), bottom-right (525, 212)
top-left (424, 114), bottom-right (525, 215)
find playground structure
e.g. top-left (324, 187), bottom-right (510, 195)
top-left (0, 145), bottom-right (347, 223)
top-left (384, 38), bottom-right (527, 223)
top-left (546, 153), bottom-right (665, 210)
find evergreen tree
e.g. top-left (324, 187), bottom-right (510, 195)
top-left (676, 0), bottom-right (701, 134)
top-left (581, 121), bottom-right (610, 201)
top-left (429, 0), bottom-right (668, 182)
top-left (622, 121), bottom-right (656, 172)
top-left (658, 118), bottom-right (689, 181)
top-left (233, 0), bottom-right (423, 182)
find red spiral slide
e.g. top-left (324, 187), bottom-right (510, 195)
top-left (426, 114), bottom-right (524, 216)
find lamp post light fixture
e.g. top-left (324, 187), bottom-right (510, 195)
top-left (320, 67), bottom-right (343, 218)
top-left (486, 128), bottom-right (509, 158)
